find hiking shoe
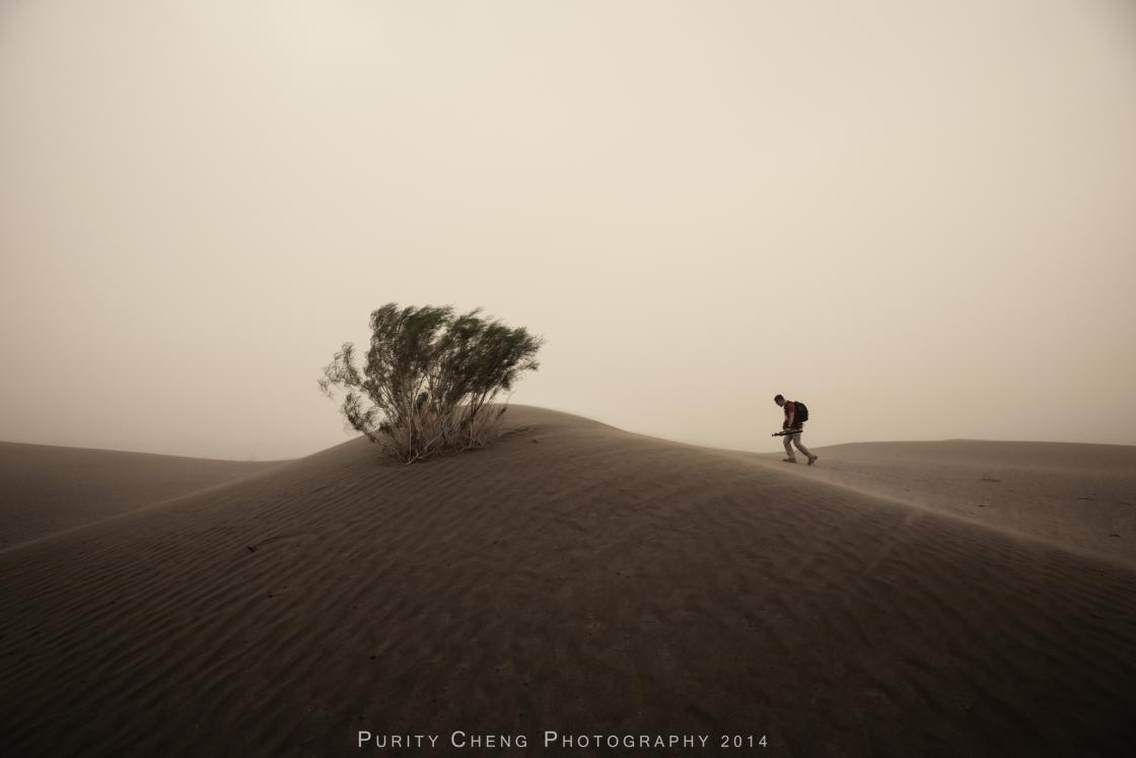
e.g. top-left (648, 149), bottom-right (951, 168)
top-left (782, 457), bottom-right (797, 463)
top-left (807, 454), bottom-right (818, 466)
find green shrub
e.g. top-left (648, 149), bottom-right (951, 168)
top-left (319, 303), bottom-right (543, 462)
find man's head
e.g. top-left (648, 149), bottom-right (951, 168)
top-left (774, 394), bottom-right (785, 407)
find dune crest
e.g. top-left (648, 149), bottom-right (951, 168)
top-left (763, 438), bottom-right (1136, 568)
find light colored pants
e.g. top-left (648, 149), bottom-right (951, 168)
top-left (783, 430), bottom-right (813, 460)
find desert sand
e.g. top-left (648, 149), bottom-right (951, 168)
top-left (0, 441), bottom-right (284, 550)
top-left (2, 406), bottom-right (1134, 757)
top-left (760, 439), bottom-right (1136, 568)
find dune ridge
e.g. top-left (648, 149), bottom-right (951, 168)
top-left (2, 407), bottom-right (1134, 757)
top-left (762, 438), bottom-right (1136, 568)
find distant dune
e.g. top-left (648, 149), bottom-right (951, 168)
top-left (764, 439), bottom-right (1136, 567)
top-left (1, 407), bottom-right (1134, 757)
top-left (0, 441), bottom-right (285, 550)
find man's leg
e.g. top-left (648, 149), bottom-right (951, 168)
top-left (782, 434), bottom-right (796, 462)
top-left (792, 433), bottom-right (818, 465)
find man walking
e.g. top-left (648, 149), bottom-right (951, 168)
top-left (775, 394), bottom-right (818, 465)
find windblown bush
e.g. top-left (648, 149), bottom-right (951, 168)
top-left (318, 303), bottom-right (543, 463)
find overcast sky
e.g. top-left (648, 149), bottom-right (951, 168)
top-left (2, 0), bottom-right (1134, 460)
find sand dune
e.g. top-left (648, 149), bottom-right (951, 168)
top-left (2, 407), bottom-right (1134, 757)
top-left (0, 441), bottom-right (285, 550)
top-left (764, 439), bottom-right (1136, 567)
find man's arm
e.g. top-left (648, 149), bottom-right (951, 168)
top-left (784, 402), bottom-right (795, 429)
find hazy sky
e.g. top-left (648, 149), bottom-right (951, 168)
top-left (3, 0), bottom-right (1135, 460)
